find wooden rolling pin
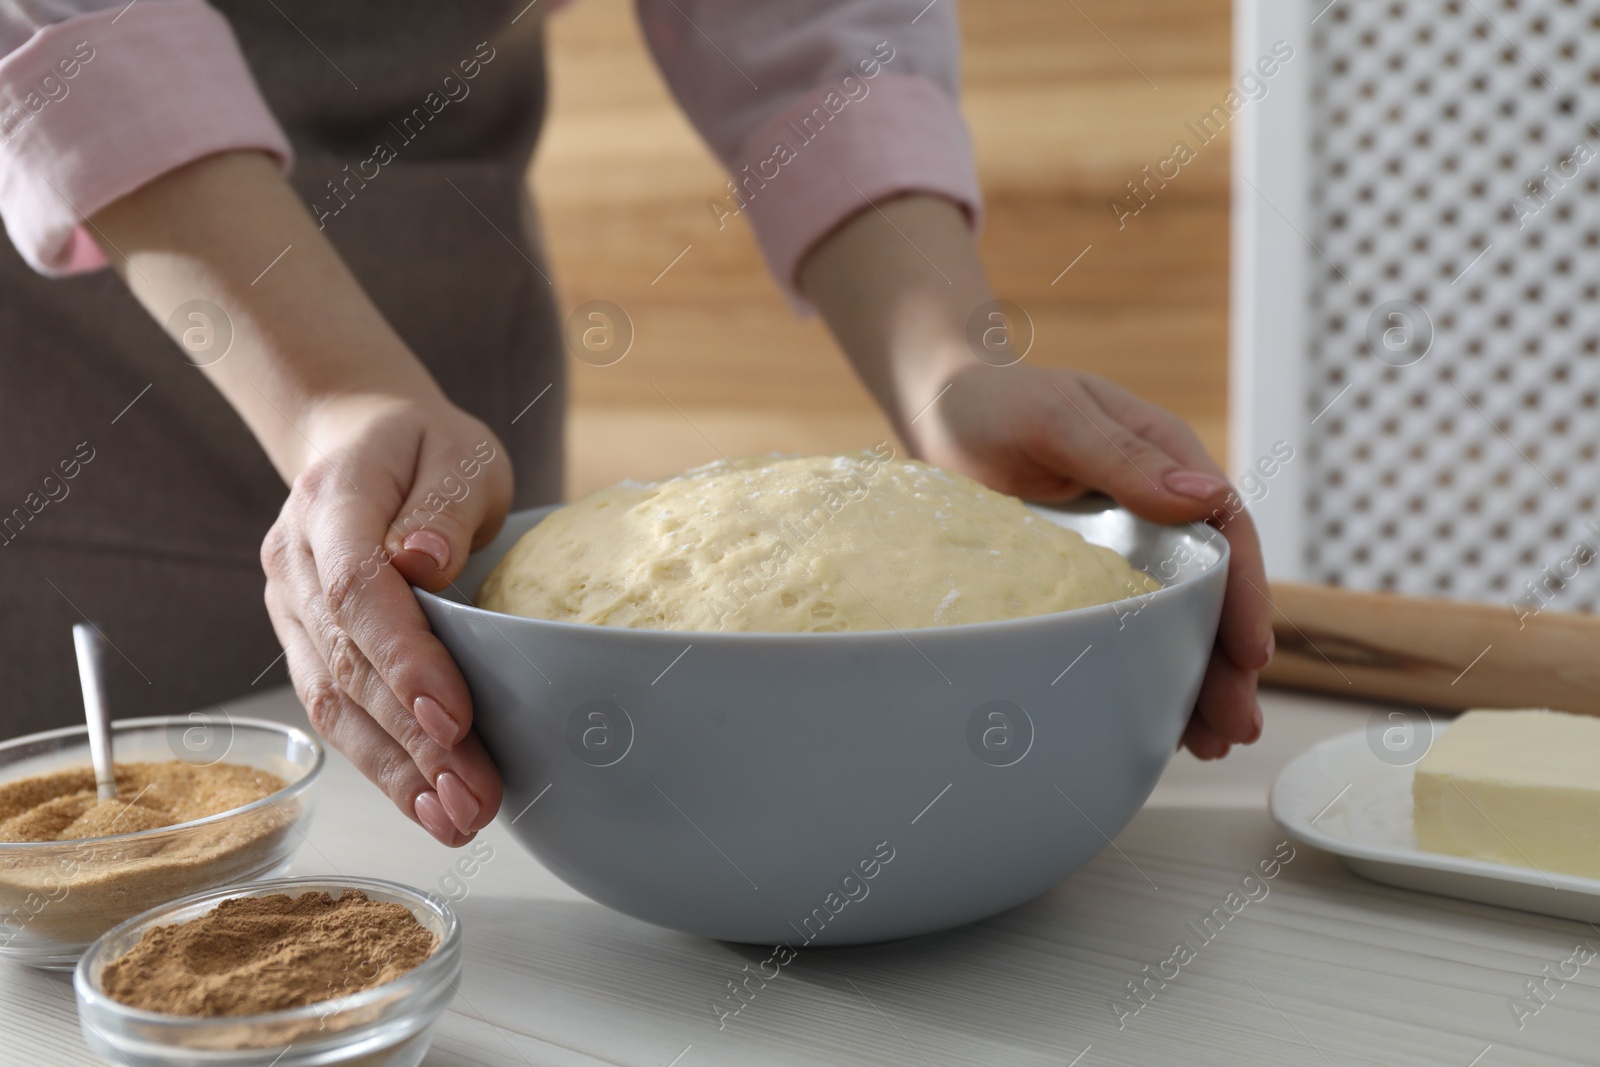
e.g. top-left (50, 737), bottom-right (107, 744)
top-left (1259, 582), bottom-right (1600, 715)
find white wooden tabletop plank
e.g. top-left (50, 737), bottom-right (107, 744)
top-left (4, 686), bottom-right (1597, 1065)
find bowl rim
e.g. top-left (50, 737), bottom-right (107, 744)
top-left (74, 875), bottom-right (461, 1033)
top-left (0, 715), bottom-right (324, 851)
top-left (414, 503), bottom-right (1231, 642)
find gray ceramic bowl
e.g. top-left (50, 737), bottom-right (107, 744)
top-left (415, 497), bottom-right (1226, 946)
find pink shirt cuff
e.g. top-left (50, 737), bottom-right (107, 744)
top-left (0, 0), bottom-right (292, 276)
top-left (722, 72), bottom-right (982, 315)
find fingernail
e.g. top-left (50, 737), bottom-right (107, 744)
top-left (402, 530), bottom-right (450, 572)
top-left (435, 771), bottom-right (481, 833)
top-left (414, 695), bottom-right (460, 748)
top-left (1250, 701), bottom-right (1264, 741)
top-left (1262, 630), bottom-right (1276, 668)
top-left (414, 790), bottom-right (455, 842)
top-left (1163, 470), bottom-right (1231, 500)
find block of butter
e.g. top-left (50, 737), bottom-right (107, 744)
top-left (1413, 709), bottom-right (1600, 879)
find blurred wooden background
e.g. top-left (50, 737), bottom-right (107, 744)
top-left (532, 0), bottom-right (1232, 497)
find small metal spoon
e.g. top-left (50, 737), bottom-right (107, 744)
top-left (72, 623), bottom-right (116, 801)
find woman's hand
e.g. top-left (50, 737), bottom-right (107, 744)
top-left (90, 152), bottom-right (515, 843)
top-left (799, 193), bottom-right (1273, 760)
top-left (911, 363), bottom-right (1272, 759)
top-left (260, 394), bottom-right (513, 844)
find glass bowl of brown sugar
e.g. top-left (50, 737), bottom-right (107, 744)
top-left (74, 876), bottom-right (461, 1067)
top-left (0, 714), bottom-right (323, 970)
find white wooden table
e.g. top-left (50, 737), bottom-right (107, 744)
top-left (7, 687), bottom-right (1597, 1065)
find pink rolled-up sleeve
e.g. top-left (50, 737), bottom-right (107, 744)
top-left (636, 0), bottom-right (982, 313)
top-left (0, 0), bottom-right (292, 275)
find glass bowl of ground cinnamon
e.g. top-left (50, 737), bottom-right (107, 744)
top-left (74, 876), bottom-right (460, 1067)
top-left (0, 715), bottom-right (323, 970)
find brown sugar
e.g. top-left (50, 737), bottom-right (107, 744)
top-left (0, 761), bottom-right (301, 946)
top-left (101, 890), bottom-right (437, 1016)
top-left (0, 761), bottom-right (287, 842)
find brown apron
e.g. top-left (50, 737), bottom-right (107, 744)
top-left (0, 2), bottom-right (565, 737)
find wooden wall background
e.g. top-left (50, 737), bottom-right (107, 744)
top-left (532, 0), bottom-right (1233, 497)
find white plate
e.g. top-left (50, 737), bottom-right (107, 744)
top-left (1269, 728), bottom-right (1600, 922)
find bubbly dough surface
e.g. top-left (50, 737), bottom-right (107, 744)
top-left (475, 451), bottom-right (1159, 632)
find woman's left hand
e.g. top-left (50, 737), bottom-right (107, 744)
top-left (909, 362), bottom-right (1274, 760)
top-left (797, 192), bottom-right (1272, 759)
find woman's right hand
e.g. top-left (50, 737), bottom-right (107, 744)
top-left (86, 152), bottom-right (515, 845)
top-left (260, 392), bottom-right (513, 845)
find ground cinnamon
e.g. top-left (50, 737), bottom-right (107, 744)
top-left (101, 890), bottom-right (437, 1016)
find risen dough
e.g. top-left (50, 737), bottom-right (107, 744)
top-left (475, 450), bottom-right (1159, 632)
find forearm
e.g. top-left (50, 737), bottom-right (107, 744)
top-left (798, 194), bottom-right (991, 451)
top-left (88, 150), bottom-right (442, 481)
